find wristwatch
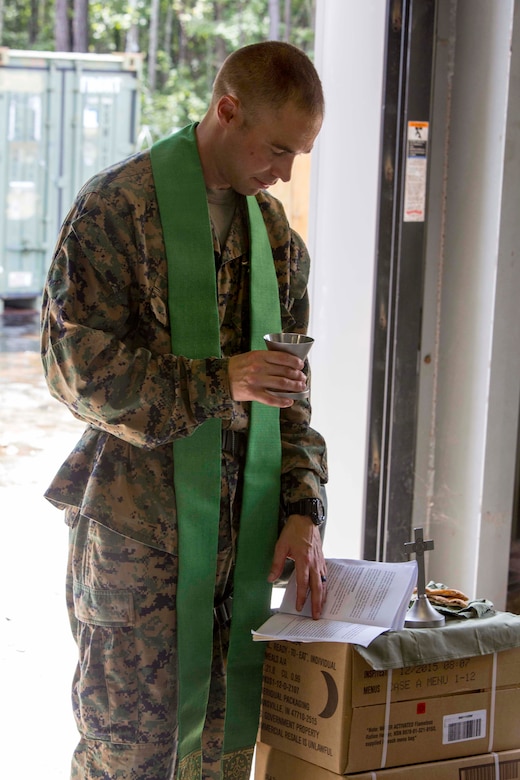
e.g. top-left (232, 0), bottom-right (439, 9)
top-left (285, 497), bottom-right (325, 527)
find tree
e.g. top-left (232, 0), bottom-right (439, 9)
top-left (72, 0), bottom-right (89, 51)
top-left (0, 0), bottom-right (316, 139)
top-left (148, 0), bottom-right (160, 90)
top-left (126, 0), bottom-right (140, 53)
top-left (268, 0), bottom-right (280, 41)
top-left (54, 0), bottom-right (70, 51)
top-left (29, 0), bottom-right (39, 44)
top-left (283, 0), bottom-right (291, 42)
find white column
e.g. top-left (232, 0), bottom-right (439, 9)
top-left (309, 0), bottom-right (387, 558)
top-left (413, 0), bottom-right (519, 608)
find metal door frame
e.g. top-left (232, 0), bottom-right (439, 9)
top-left (363, 0), bottom-right (437, 561)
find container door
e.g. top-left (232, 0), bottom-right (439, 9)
top-left (0, 55), bottom-right (139, 307)
top-left (58, 64), bottom-right (139, 222)
top-left (0, 67), bottom-right (53, 304)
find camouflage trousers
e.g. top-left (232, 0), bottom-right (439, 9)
top-left (65, 452), bottom-right (253, 780)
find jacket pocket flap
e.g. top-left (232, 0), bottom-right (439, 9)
top-left (73, 583), bottom-right (135, 627)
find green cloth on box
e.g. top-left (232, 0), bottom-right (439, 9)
top-left (415, 581), bottom-right (495, 619)
top-left (433, 598), bottom-right (495, 620)
top-left (355, 611), bottom-right (520, 670)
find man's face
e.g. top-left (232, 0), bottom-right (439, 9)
top-left (217, 100), bottom-right (322, 195)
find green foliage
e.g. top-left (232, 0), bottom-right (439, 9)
top-left (142, 65), bottom-right (209, 138)
top-left (2, 0), bottom-right (54, 50)
top-left (0, 0), bottom-right (315, 142)
top-left (89, 1), bottom-right (133, 50)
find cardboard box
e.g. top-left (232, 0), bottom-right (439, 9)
top-left (254, 742), bottom-right (520, 780)
top-left (259, 641), bottom-right (520, 774)
top-left (351, 645), bottom-right (520, 706)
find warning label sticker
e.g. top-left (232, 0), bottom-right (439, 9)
top-left (404, 121), bottom-right (429, 222)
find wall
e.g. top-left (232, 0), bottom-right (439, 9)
top-left (311, 0), bottom-right (520, 609)
top-left (309, 0), bottom-right (387, 559)
top-left (414, 0), bottom-right (520, 608)
top-left (270, 153), bottom-right (311, 243)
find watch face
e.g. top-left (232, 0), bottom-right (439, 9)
top-left (312, 507), bottom-right (325, 526)
top-left (298, 499), bottom-right (324, 524)
top-left (310, 499), bottom-right (324, 518)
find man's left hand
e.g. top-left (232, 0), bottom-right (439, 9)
top-left (268, 514), bottom-right (327, 619)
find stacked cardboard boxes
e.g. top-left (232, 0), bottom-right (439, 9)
top-left (255, 742), bottom-right (520, 780)
top-left (255, 632), bottom-right (520, 778)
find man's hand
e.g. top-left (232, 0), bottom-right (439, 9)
top-left (268, 514), bottom-right (327, 619)
top-left (228, 350), bottom-right (306, 407)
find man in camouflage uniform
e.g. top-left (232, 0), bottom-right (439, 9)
top-left (41, 41), bottom-right (328, 780)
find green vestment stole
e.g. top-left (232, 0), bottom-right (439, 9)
top-left (150, 124), bottom-right (282, 779)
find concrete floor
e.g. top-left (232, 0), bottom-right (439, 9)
top-left (0, 310), bottom-right (260, 780)
top-left (0, 311), bottom-right (83, 778)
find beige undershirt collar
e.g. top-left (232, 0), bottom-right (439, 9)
top-left (206, 187), bottom-right (238, 248)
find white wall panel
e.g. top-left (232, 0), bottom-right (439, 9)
top-left (310, 0), bottom-right (387, 558)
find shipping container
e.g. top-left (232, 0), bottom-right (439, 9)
top-left (0, 48), bottom-right (142, 309)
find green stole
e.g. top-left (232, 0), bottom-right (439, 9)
top-left (150, 124), bottom-right (281, 779)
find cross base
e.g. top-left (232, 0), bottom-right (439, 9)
top-left (405, 594), bottom-right (445, 628)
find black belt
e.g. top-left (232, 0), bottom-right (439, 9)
top-left (222, 429), bottom-right (247, 458)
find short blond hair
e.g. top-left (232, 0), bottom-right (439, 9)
top-left (212, 41), bottom-right (324, 120)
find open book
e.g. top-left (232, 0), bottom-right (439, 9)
top-left (253, 558), bottom-right (418, 648)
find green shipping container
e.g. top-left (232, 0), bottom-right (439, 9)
top-left (0, 48), bottom-right (142, 309)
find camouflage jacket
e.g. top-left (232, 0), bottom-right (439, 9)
top-left (41, 150), bottom-right (328, 553)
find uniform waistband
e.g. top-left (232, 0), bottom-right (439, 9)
top-left (221, 429), bottom-right (247, 458)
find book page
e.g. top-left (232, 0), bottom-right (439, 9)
top-left (280, 558), bottom-right (417, 627)
top-left (252, 558), bottom-right (417, 645)
top-left (251, 612), bottom-right (387, 647)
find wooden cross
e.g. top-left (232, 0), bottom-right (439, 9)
top-left (404, 527), bottom-right (434, 598)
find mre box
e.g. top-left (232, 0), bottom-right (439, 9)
top-left (254, 742), bottom-right (520, 780)
top-left (259, 640), bottom-right (520, 774)
top-left (351, 644), bottom-right (520, 706)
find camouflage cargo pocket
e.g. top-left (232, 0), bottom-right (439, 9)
top-left (73, 583), bottom-right (139, 743)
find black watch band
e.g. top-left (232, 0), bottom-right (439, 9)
top-left (286, 497), bottom-right (325, 527)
